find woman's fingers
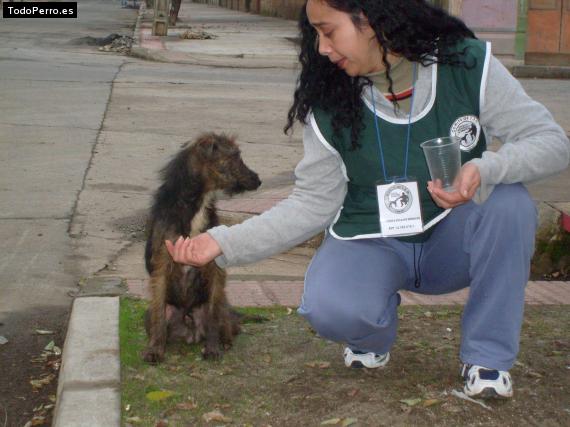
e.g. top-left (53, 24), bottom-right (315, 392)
top-left (164, 233), bottom-right (222, 267)
top-left (427, 163), bottom-right (481, 209)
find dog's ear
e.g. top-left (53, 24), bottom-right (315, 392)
top-left (205, 140), bottom-right (217, 156)
top-left (193, 134), bottom-right (217, 157)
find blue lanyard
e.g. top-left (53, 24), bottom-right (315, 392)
top-left (370, 64), bottom-right (418, 183)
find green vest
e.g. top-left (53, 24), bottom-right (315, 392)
top-left (312, 39), bottom-right (490, 243)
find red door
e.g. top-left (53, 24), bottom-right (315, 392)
top-left (527, 0), bottom-right (570, 64)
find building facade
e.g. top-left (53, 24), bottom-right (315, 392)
top-left (198, 0), bottom-right (570, 65)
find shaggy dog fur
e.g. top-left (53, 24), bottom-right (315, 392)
top-left (142, 133), bottom-right (261, 363)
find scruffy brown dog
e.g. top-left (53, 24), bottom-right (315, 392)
top-left (143, 133), bottom-right (261, 364)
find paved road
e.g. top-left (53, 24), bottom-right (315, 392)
top-left (0, 1), bottom-right (137, 424)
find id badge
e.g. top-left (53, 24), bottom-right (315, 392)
top-left (376, 180), bottom-right (424, 237)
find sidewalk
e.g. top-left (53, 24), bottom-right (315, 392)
top-left (130, 1), bottom-right (570, 78)
top-left (130, 1), bottom-right (299, 68)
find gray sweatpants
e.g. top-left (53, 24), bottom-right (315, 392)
top-left (298, 184), bottom-right (537, 371)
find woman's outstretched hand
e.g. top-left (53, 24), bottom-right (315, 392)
top-left (165, 233), bottom-right (222, 267)
top-left (427, 163), bottom-right (481, 209)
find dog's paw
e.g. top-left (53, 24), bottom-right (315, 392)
top-left (201, 345), bottom-right (223, 360)
top-left (142, 347), bottom-right (165, 364)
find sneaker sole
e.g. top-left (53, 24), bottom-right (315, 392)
top-left (467, 387), bottom-right (512, 400)
top-left (348, 361), bottom-right (365, 369)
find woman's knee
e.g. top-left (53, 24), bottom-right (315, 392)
top-left (485, 184), bottom-right (537, 227)
top-left (299, 292), bottom-right (399, 344)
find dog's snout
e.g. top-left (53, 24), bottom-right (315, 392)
top-left (246, 171), bottom-right (262, 191)
top-left (239, 164), bottom-right (261, 190)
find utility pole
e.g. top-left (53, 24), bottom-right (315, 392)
top-left (152, 0), bottom-right (169, 36)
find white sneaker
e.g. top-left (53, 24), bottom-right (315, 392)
top-left (343, 347), bottom-right (390, 369)
top-left (461, 364), bottom-right (513, 399)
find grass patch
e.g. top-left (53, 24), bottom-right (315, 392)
top-left (121, 298), bottom-right (570, 426)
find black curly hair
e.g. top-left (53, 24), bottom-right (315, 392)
top-left (284, 0), bottom-right (477, 148)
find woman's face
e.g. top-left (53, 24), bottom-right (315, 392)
top-left (306, 0), bottom-right (384, 76)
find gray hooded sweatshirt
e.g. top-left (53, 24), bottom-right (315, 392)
top-left (209, 54), bottom-right (570, 268)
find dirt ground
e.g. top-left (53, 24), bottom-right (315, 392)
top-left (0, 306), bottom-right (68, 427)
top-left (120, 299), bottom-right (570, 427)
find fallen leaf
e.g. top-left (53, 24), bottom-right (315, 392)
top-left (305, 361), bottom-right (331, 369)
top-left (286, 307), bottom-right (293, 315)
top-left (422, 399), bottom-right (441, 407)
top-left (35, 330), bottom-right (54, 335)
top-left (527, 370), bottom-right (543, 378)
top-left (176, 400), bottom-right (198, 411)
top-left (47, 359), bottom-right (61, 370)
top-left (341, 418), bottom-right (358, 427)
top-left (202, 410), bottom-right (231, 423)
top-left (52, 346), bottom-right (62, 356)
top-left (0, 336), bottom-right (8, 345)
top-left (31, 416), bottom-right (46, 426)
top-left (190, 372), bottom-right (204, 380)
top-left (44, 341), bottom-right (55, 351)
top-left (155, 420), bottom-right (168, 427)
top-left (263, 355), bottom-right (272, 363)
top-left (450, 389), bottom-right (492, 410)
top-left (146, 390), bottom-right (175, 401)
top-left (125, 416), bottom-right (142, 424)
top-left (30, 374), bottom-right (55, 390)
top-left (214, 403), bottom-right (232, 409)
top-left (400, 398), bottom-right (422, 407)
top-left (347, 389), bottom-right (359, 397)
top-left (320, 418), bottom-right (341, 425)
top-left (125, 404), bottom-right (131, 412)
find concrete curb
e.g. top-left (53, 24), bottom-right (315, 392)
top-left (511, 65), bottom-right (570, 80)
top-left (53, 297), bottom-right (121, 427)
top-left (129, 45), bottom-right (298, 69)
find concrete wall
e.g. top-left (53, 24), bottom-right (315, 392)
top-left (460, 0), bottom-right (520, 56)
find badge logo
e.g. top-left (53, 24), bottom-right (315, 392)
top-left (384, 184), bottom-right (413, 214)
top-left (450, 115), bottom-right (481, 152)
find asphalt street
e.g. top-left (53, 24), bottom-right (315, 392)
top-left (0, 1), bottom-right (138, 425)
